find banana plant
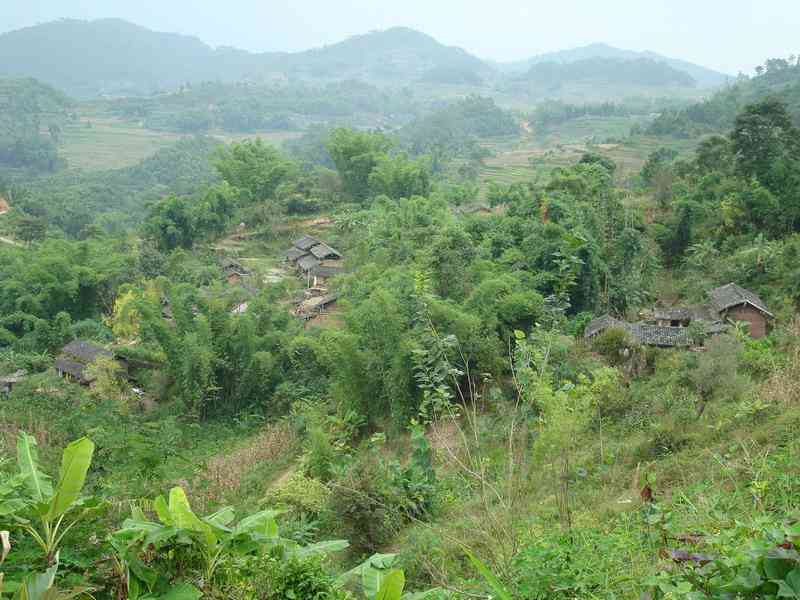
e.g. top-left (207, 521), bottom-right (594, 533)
top-left (11, 434), bottom-right (97, 566)
top-left (112, 486), bottom-right (348, 598)
top-left (9, 554), bottom-right (93, 600)
top-left (337, 553), bottom-right (440, 600)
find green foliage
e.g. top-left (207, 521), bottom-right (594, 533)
top-left (648, 59), bottom-right (800, 137)
top-left (266, 473), bottom-right (332, 517)
top-left (14, 136), bottom-right (220, 236)
top-left (328, 440), bottom-right (437, 556)
top-left (111, 485), bottom-right (348, 594)
top-left (398, 96), bottom-right (517, 171)
top-left (648, 518), bottom-right (800, 600)
top-left (591, 327), bottom-right (637, 365)
top-left (263, 556), bottom-right (350, 600)
top-left (326, 129), bottom-right (393, 201)
top-left (2, 431), bottom-right (96, 585)
top-left (0, 78), bottom-right (71, 173)
top-left (144, 182), bottom-right (237, 252)
top-left (215, 139), bottom-right (298, 203)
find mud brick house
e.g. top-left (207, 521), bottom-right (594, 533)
top-left (585, 283), bottom-right (772, 347)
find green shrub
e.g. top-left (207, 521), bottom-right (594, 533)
top-left (592, 327), bottom-right (637, 366)
top-left (513, 526), bottom-right (650, 599)
top-left (261, 556), bottom-right (350, 600)
top-left (328, 456), bottom-right (406, 554)
top-left (266, 472), bottom-right (331, 517)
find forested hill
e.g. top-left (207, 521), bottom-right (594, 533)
top-left (0, 77), bottom-right (74, 171)
top-left (0, 20), bottom-right (492, 97)
top-left (275, 27), bottom-right (492, 84)
top-left (648, 57), bottom-right (800, 136)
top-left (502, 42), bottom-right (731, 88)
top-left (0, 19), bottom-right (268, 98)
top-left (522, 57), bottom-right (697, 88)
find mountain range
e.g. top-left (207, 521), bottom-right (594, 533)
top-left (0, 19), bottom-right (731, 97)
top-left (501, 42), bottom-right (731, 88)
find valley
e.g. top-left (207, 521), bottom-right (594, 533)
top-left (1, 14), bottom-right (800, 600)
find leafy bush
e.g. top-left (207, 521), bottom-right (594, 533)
top-left (648, 518), bottom-right (800, 599)
top-left (266, 472), bottom-right (332, 517)
top-left (591, 327), bottom-right (637, 366)
top-left (261, 556), bottom-right (350, 600)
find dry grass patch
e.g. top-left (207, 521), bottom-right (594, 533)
top-left (190, 424), bottom-right (297, 511)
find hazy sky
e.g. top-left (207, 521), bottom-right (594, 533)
top-left (4, 0), bottom-right (800, 74)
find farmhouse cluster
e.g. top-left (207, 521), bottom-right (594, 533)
top-left (585, 283), bottom-right (773, 347)
top-left (284, 235), bottom-right (344, 319)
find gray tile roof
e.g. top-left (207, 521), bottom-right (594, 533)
top-left (708, 283), bottom-right (773, 317)
top-left (628, 323), bottom-right (692, 347)
top-left (311, 264), bottom-right (344, 279)
top-left (309, 242), bottom-right (342, 260)
top-left (296, 254), bottom-right (320, 272)
top-left (61, 340), bottom-right (111, 364)
top-left (293, 235), bottom-right (321, 251)
top-left (585, 315), bottom-right (623, 338)
top-left (55, 358), bottom-right (95, 383)
top-left (285, 247), bottom-right (308, 262)
top-left (585, 317), bottom-right (692, 347)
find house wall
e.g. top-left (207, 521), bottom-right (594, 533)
top-left (726, 305), bottom-right (768, 339)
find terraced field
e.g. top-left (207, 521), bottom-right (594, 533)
top-left (477, 121), bottom-right (699, 198)
top-left (60, 113), bottom-right (303, 172)
top-left (60, 117), bottom-right (183, 171)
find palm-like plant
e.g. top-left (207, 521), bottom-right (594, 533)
top-left (111, 486), bottom-right (348, 598)
top-left (1, 433), bottom-right (97, 599)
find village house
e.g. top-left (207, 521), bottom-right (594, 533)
top-left (585, 283), bottom-right (772, 347)
top-left (283, 235), bottom-right (344, 289)
top-left (1, 370), bottom-right (26, 395)
top-left (55, 340), bottom-right (115, 385)
top-left (220, 258), bottom-right (252, 286)
top-left (295, 293), bottom-right (339, 320)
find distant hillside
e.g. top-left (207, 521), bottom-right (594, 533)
top-left (0, 19), bottom-right (271, 98)
top-left (0, 20), bottom-right (491, 97)
top-left (502, 43), bottom-right (730, 88)
top-left (648, 59), bottom-right (800, 137)
top-left (0, 77), bottom-right (74, 172)
top-left (523, 57), bottom-right (696, 88)
top-left (274, 27), bottom-right (492, 83)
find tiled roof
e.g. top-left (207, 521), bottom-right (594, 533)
top-left (585, 317), bottom-right (692, 347)
top-left (309, 242), bottom-right (342, 260)
top-left (61, 340), bottom-right (111, 364)
top-left (55, 358), bottom-right (95, 383)
top-left (311, 264), bottom-right (344, 279)
top-left (285, 247), bottom-right (308, 262)
top-left (296, 254), bottom-right (320, 272)
top-left (708, 283), bottom-right (773, 317)
top-left (628, 323), bottom-right (692, 347)
top-left (293, 235), bottom-right (321, 251)
top-left (653, 304), bottom-right (720, 322)
top-left (584, 315), bottom-right (623, 338)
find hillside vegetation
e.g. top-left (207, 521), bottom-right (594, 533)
top-left (648, 57), bottom-right (800, 137)
top-left (1, 17), bottom-right (800, 600)
top-left (0, 78), bottom-right (73, 172)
